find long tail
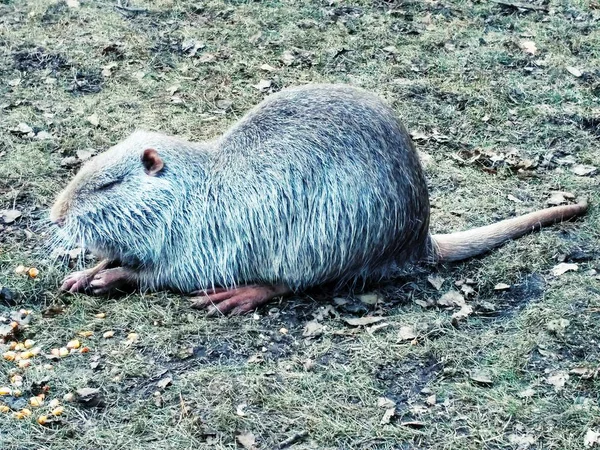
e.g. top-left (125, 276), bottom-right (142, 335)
top-left (430, 200), bottom-right (588, 263)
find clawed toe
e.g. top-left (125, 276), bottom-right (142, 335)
top-left (190, 284), bottom-right (290, 316)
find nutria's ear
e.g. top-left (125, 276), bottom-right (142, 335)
top-left (141, 148), bottom-right (164, 176)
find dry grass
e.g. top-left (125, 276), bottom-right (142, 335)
top-left (1, 0), bottom-right (599, 449)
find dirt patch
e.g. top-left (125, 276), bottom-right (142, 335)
top-left (13, 47), bottom-right (70, 72)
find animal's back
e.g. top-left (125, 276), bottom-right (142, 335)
top-left (199, 85), bottom-right (430, 290)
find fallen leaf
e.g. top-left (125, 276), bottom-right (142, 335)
top-left (545, 372), bottom-right (569, 391)
top-left (8, 78), bottom-right (21, 87)
top-left (518, 387), bottom-right (535, 398)
top-left (547, 191), bottom-right (574, 206)
top-left (237, 431), bottom-right (256, 450)
top-left (452, 304), bottom-right (473, 321)
top-left (236, 403), bottom-right (247, 416)
top-left (35, 131), bottom-right (53, 140)
top-left (302, 320), bottom-right (324, 337)
top-left (398, 325), bottom-right (417, 341)
top-left (584, 429), bottom-right (600, 447)
top-left (571, 164), bottom-right (597, 176)
top-left (281, 51), bottom-right (295, 66)
top-left (383, 45), bottom-right (399, 54)
top-left (343, 316), bottom-right (385, 326)
top-left (87, 114), bottom-right (99, 127)
top-left (546, 318), bottom-right (570, 335)
top-left (566, 66), bottom-right (582, 77)
top-left (11, 123), bottom-right (33, 135)
top-left (470, 369), bottom-right (493, 385)
top-left (380, 407), bottom-right (395, 425)
top-left (427, 274), bottom-right (445, 290)
top-left (519, 40), bottom-right (537, 55)
top-left (252, 79), bottom-right (272, 92)
top-left (508, 434), bottom-right (535, 448)
top-left (494, 283), bottom-right (511, 291)
top-left (377, 397), bottom-right (396, 408)
top-left (551, 263), bottom-right (578, 276)
top-left (259, 63), bottom-right (277, 72)
top-left (570, 367), bottom-right (598, 379)
top-left (66, 0), bottom-right (80, 8)
top-left (425, 394), bottom-right (436, 406)
top-left (157, 376), bottom-right (172, 390)
top-left (1, 210), bottom-right (22, 224)
top-left (357, 293), bottom-right (379, 305)
top-left (216, 99), bottom-right (233, 110)
top-left (507, 194), bottom-right (523, 203)
top-left (198, 53), bottom-right (216, 63)
top-left (76, 149), bottom-right (95, 161)
top-left (101, 62), bottom-right (118, 77)
top-left (438, 290), bottom-right (465, 307)
top-left (76, 388), bottom-right (102, 406)
top-left (461, 284), bottom-right (475, 297)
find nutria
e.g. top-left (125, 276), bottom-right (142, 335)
top-left (50, 84), bottom-right (587, 315)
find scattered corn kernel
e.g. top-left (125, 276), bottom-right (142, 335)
top-left (0, 387), bottom-right (11, 396)
top-left (27, 267), bottom-right (39, 278)
top-left (14, 265), bottom-right (26, 275)
top-left (13, 389), bottom-right (22, 397)
top-left (10, 375), bottom-right (23, 384)
top-left (8, 341), bottom-right (17, 350)
top-left (51, 406), bottom-right (64, 416)
top-left (0, 405), bottom-right (9, 413)
top-left (15, 342), bottom-right (25, 351)
top-left (79, 347), bottom-right (90, 354)
top-left (14, 408), bottom-right (32, 419)
top-left (37, 415), bottom-right (48, 425)
top-left (31, 347), bottom-right (41, 356)
top-left (10, 322), bottom-right (19, 329)
top-left (63, 393), bottom-right (74, 402)
top-left (48, 399), bottom-right (60, 408)
top-left (43, 364), bottom-right (54, 370)
top-left (66, 339), bottom-right (80, 350)
top-left (29, 397), bottom-right (43, 407)
top-left (279, 327), bottom-right (288, 334)
top-left (3, 351), bottom-right (17, 361)
top-left (18, 360), bottom-right (31, 369)
top-left (59, 347), bottom-right (69, 357)
top-left (95, 313), bottom-right (106, 319)
top-left (126, 333), bottom-right (139, 341)
top-left (20, 350), bottom-right (34, 359)
top-left (78, 331), bottom-right (94, 337)
top-left (24, 339), bottom-right (35, 349)
top-left (103, 331), bottom-right (115, 339)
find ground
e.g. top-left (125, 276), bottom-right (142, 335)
top-left (0, 0), bottom-right (599, 449)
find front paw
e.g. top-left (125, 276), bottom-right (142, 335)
top-left (60, 271), bottom-right (93, 293)
top-left (88, 268), bottom-right (136, 295)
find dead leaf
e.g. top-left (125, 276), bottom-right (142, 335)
top-left (508, 434), bottom-right (535, 448)
top-left (342, 316), bottom-right (384, 327)
top-left (546, 318), bottom-right (570, 335)
top-left (157, 376), bottom-right (172, 390)
top-left (380, 407), bottom-right (395, 425)
top-left (494, 283), bottom-right (511, 291)
top-left (518, 387), bottom-right (535, 398)
top-left (101, 62), bottom-right (118, 77)
top-left (398, 325), bottom-right (417, 341)
top-left (470, 369), bottom-right (493, 385)
top-left (236, 403), bottom-right (247, 416)
top-left (519, 40), bottom-right (537, 55)
top-left (427, 275), bottom-right (445, 290)
top-left (461, 284), bottom-right (475, 297)
top-left (35, 130), bottom-right (52, 140)
top-left (76, 387), bottom-right (102, 407)
top-left (1, 210), bottom-right (22, 224)
top-left (545, 372), bottom-right (569, 391)
top-left (87, 114), bottom-right (99, 127)
top-left (383, 45), bottom-right (399, 54)
top-left (302, 320), bottom-right (324, 337)
top-left (425, 394), bottom-right (436, 406)
top-left (76, 149), bottom-right (95, 161)
top-left (418, 151), bottom-right (432, 167)
top-left (566, 66), bottom-right (583, 77)
top-left (66, 0), bottom-right (80, 8)
top-left (547, 191), bottom-right (574, 206)
top-left (438, 290), bottom-right (465, 307)
top-left (570, 367), bottom-right (598, 379)
top-left (10, 123), bottom-right (33, 135)
top-left (452, 304), bottom-right (473, 321)
top-left (551, 262), bottom-right (578, 276)
top-left (216, 99), bottom-right (233, 110)
top-left (259, 63), bottom-right (276, 72)
top-left (8, 78), bottom-right (21, 87)
top-left (198, 53), bottom-right (216, 63)
top-left (281, 51), bottom-right (295, 66)
top-left (237, 431), bottom-right (256, 450)
top-left (377, 397), bottom-right (396, 408)
top-left (571, 164), bottom-right (597, 176)
top-left (252, 79), bottom-right (272, 92)
top-left (357, 293), bottom-right (379, 305)
top-left (584, 429), bottom-right (600, 447)
top-left (507, 194), bottom-right (523, 203)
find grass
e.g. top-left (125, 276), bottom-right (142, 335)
top-left (1, 0), bottom-right (599, 448)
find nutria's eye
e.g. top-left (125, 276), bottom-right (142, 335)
top-left (96, 179), bottom-right (121, 191)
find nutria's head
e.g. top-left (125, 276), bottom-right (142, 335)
top-left (51, 131), bottom-right (179, 264)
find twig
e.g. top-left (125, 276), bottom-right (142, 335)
top-left (115, 0), bottom-right (148, 14)
top-left (490, 0), bottom-right (549, 12)
top-left (277, 431), bottom-right (308, 449)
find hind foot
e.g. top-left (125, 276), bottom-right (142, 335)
top-left (60, 259), bottom-right (110, 293)
top-left (190, 284), bottom-right (290, 316)
top-left (88, 267), bottom-right (138, 295)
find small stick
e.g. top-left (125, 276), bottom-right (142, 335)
top-left (277, 431), bottom-right (308, 449)
top-left (115, 0), bottom-right (148, 13)
top-left (489, 0), bottom-right (549, 12)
